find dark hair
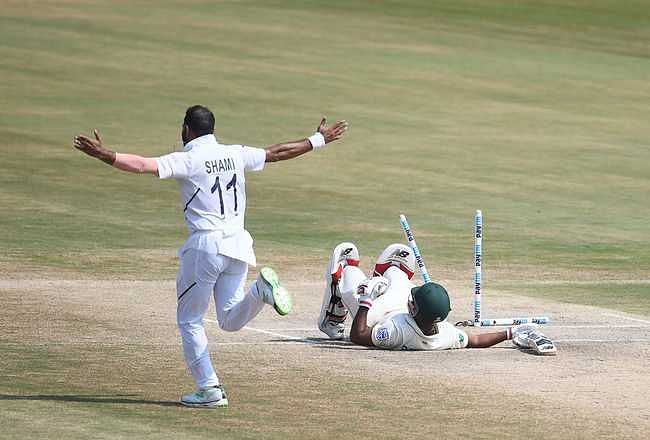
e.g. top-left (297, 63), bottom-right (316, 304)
top-left (183, 105), bottom-right (215, 137)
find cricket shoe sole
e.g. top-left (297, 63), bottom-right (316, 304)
top-left (258, 267), bottom-right (292, 316)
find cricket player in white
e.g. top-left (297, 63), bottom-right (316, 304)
top-left (73, 105), bottom-right (348, 408)
top-left (319, 242), bottom-right (557, 353)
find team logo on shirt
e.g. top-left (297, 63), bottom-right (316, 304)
top-left (376, 327), bottom-right (390, 341)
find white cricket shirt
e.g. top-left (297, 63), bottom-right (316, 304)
top-left (371, 314), bottom-right (469, 350)
top-left (156, 134), bottom-right (266, 265)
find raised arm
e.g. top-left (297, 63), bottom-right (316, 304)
top-left (73, 130), bottom-right (159, 175)
top-left (349, 277), bottom-right (390, 347)
top-left (265, 117), bottom-right (348, 162)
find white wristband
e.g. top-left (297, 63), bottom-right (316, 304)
top-left (359, 296), bottom-right (373, 309)
top-left (308, 132), bottom-right (326, 150)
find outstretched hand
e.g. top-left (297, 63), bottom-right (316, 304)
top-left (73, 130), bottom-right (116, 165)
top-left (74, 129), bottom-right (103, 155)
top-left (317, 117), bottom-right (348, 144)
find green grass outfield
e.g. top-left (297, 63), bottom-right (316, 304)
top-left (2, 0), bottom-right (648, 312)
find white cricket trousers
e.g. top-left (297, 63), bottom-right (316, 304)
top-left (338, 265), bottom-right (413, 327)
top-left (176, 248), bottom-right (265, 389)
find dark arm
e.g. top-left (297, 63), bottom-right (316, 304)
top-left (265, 139), bottom-right (314, 162)
top-left (265, 117), bottom-right (348, 163)
top-left (349, 306), bottom-right (374, 347)
top-left (467, 330), bottom-right (509, 348)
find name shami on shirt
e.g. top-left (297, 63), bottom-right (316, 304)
top-left (205, 158), bottom-right (235, 174)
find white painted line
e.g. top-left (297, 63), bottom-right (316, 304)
top-left (601, 313), bottom-right (650, 324)
top-left (512, 280), bottom-right (650, 286)
top-left (196, 338), bottom-right (650, 351)
top-left (218, 338), bottom-right (650, 345)
top-left (214, 341), bottom-right (317, 346)
top-left (1, 340), bottom-right (321, 348)
top-left (550, 324), bottom-right (650, 329)
top-left (203, 322), bottom-right (650, 345)
top-left (238, 328), bottom-right (315, 332)
top-left (204, 318), bottom-right (305, 340)
top-left (213, 324), bottom-right (650, 331)
top-left (555, 338), bottom-right (649, 343)
top-left (205, 326), bottom-right (315, 332)
top-left (242, 326), bottom-right (303, 340)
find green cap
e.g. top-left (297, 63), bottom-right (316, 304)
top-left (410, 282), bottom-right (451, 322)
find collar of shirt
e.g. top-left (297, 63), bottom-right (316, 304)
top-left (183, 134), bottom-right (219, 152)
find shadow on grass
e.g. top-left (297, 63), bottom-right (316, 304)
top-left (267, 337), bottom-right (350, 345)
top-left (269, 337), bottom-right (389, 350)
top-left (0, 394), bottom-right (180, 407)
top-left (270, 338), bottom-right (538, 353)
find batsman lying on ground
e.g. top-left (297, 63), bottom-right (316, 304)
top-left (318, 243), bottom-right (557, 355)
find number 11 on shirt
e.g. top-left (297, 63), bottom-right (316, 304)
top-left (211, 174), bottom-right (238, 216)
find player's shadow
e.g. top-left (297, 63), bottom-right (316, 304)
top-left (0, 394), bottom-right (180, 407)
top-left (269, 337), bottom-right (376, 350)
top-left (270, 339), bottom-right (545, 354)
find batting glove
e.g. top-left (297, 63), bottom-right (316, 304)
top-left (357, 276), bottom-right (390, 309)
